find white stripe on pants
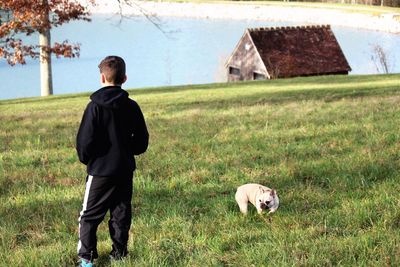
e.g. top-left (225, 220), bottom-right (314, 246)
top-left (77, 175), bottom-right (93, 253)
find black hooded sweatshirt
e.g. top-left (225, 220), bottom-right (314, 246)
top-left (76, 86), bottom-right (149, 176)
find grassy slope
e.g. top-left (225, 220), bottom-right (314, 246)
top-left (1, 74), bottom-right (400, 266)
top-left (157, 0), bottom-right (400, 15)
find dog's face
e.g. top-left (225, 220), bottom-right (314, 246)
top-left (256, 187), bottom-right (279, 212)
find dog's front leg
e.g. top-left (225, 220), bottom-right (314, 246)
top-left (268, 207), bottom-right (277, 214)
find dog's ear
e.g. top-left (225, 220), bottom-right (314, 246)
top-left (259, 186), bottom-right (265, 193)
top-left (271, 189), bottom-right (276, 196)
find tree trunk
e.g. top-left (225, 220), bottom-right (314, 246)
top-left (39, 0), bottom-right (53, 98)
top-left (39, 28), bottom-right (53, 96)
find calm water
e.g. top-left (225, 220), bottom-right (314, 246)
top-left (1, 15), bottom-right (399, 100)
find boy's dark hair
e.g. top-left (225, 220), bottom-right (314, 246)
top-left (98, 56), bottom-right (126, 85)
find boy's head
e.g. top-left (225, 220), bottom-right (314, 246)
top-left (98, 56), bottom-right (127, 86)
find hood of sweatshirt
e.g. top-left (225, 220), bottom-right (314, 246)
top-left (90, 86), bottom-right (129, 109)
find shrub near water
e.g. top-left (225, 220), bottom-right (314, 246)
top-left (0, 74), bottom-right (399, 266)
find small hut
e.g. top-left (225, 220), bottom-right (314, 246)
top-left (225, 25), bottom-right (351, 81)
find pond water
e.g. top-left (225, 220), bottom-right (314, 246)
top-left (1, 15), bottom-right (399, 100)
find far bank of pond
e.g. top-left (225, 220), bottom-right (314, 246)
top-left (1, 15), bottom-right (399, 100)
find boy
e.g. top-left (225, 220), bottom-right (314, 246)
top-left (76, 56), bottom-right (149, 267)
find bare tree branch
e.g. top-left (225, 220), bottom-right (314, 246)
top-left (114, 0), bottom-right (174, 38)
top-left (371, 44), bottom-right (394, 74)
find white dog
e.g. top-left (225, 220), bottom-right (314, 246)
top-left (235, 183), bottom-right (279, 215)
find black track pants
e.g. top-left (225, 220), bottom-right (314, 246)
top-left (77, 174), bottom-right (133, 260)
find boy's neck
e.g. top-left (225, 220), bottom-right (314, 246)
top-left (102, 82), bottom-right (121, 87)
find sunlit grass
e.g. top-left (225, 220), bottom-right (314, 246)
top-left (156, 0), bottom-right (400, 15)
top-left (1, 74), bottom-right (400, 266)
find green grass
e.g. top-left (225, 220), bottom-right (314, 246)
top-left (157, 0), bottom-right (400, 16)
top-left (1, 73), bottom-right (400, 266)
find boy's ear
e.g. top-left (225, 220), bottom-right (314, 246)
top-left (122, 75), bottom-right (127, 84)
top-left (100, 73), bottom-right (106, 84)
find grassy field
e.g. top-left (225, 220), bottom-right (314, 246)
top-left (158, 0), bottom-right (400, 15)
top-left (1, 74), bottom-right (400, 266)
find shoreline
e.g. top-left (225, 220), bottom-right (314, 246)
top-left (85, 1), bottom-right (400, 34)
